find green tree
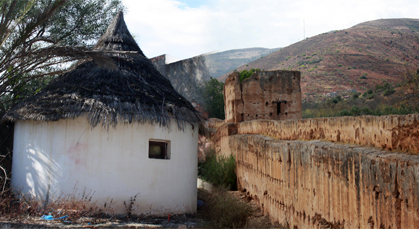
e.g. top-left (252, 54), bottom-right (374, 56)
top-left (0, 0), bottom-right (123, 110)
top-left (203, 78), bottom-right (225, 119)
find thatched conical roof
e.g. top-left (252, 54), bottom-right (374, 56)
top-left (94, 11), bottom-right (145, 55)
top-left (3, 12), bottom-right (201, 130)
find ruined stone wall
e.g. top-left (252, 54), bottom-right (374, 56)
top-left (151, 55), bottom-right (211, 104)
top-left (224, 70), bottom-right (302, 123)
top-left (230, 134), bottom-right (419, 228)
top-left (214, 114), bottom-right (419, 228)
top-left (223, 72), bottom-right (243, 123)
top-left (150, 54), bottom-right (166, 74)
top-left (206, 118), bottom-right (225, 130)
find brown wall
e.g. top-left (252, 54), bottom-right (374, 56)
top-left (224, 72), bottom-right (243, 123)
top-left (233, 114), bottom-right (419, 153)
top-left (223, 70), bottom-right (302, 124)
top-left (206, 118), bottom-right (225, 130)
top-left (215, 114), bottom-right (419, 228)
top-left (230, 134), bottom-right (419, 228)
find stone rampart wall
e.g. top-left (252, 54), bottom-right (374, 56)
top-left (206, 118), bottom-right (225, 130)
top-left (214, 114), bottom-right (419, 228)
top-left (230, 134), bottom-right (419, 228)
top-left (230, 114), bottom-right (419, 154)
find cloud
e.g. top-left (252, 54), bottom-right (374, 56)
top-left (123, 0), bottom-right (419, 60)
top-left (124, 0), bottom-right (213, 59)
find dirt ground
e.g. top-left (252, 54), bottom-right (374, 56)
top-left (0, 213), bottom-right (206, 228)
top-left (0, 190), bottom-right (281, 228)
top-left (227, 190), bottom-right (286, 229)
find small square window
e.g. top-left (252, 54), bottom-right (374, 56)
top-left (149, 140), bottom-right (170, 159)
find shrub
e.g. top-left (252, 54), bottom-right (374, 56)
top-left (367, 89), bottom-right (373, 94)
top-left (383, 88), bottom-right (395, 96)
top-left (352, 93), bottom-right (359, 99)
top-left (338, 109), bottom-right (351, 116)
top-left (198, 151), bottom-right (237, 190)
top-left (302, 109), bottom-right (314, 118)
top-left (361, 107), bottom-right (373, 115)
top-left (239, 69), bottom-right (260, 82)
top-left (350, 106), bottom-right (361, 116)
top-left (360, 75), bottom-right (366, 79)
top-left (203, 188), bottom-right (254, 228)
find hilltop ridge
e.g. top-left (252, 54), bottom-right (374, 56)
top-left (218, 18), bottom-right (419, 99)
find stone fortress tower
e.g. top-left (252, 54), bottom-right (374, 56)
top-left (224, 70), bottom-right (302, 123)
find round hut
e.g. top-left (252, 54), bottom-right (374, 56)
top-left (3, 12), bottom-right (201, 215)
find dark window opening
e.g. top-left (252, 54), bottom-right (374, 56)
top-left (266, 102), bottom-right (268, 106)
top-left (149, 140), bottom-right (170, 159)
top-left (285, 112), bottom-right (288, 116)
top-left (270, 112), bottom-right (273, 116)
top-left (273, 101), bottom-right (287, 115)
top-left (256, 114), bottom-right (258, 118)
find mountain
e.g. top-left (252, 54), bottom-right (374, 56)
top-left (218, 19), bottom-right (419, 99)
top-left (203, 47), bottom-right (280, 78)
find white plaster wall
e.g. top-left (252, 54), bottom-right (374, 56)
top-left (12, 117), bottom-right (198, 215)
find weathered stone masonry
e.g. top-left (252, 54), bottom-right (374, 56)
top-left (224, 70), bottom-right (302, 124)
top-left (151, 54), bottom-right (210, 104)
top-left (215, 115), bottom-right (419, 228)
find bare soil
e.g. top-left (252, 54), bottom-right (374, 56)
top-left (0, 191), bottom-right (282, 228)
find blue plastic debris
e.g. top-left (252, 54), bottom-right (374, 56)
top-left (40, 215), bottom-right (69, 220)
top-left (40, 215), bottom-right (54, 220)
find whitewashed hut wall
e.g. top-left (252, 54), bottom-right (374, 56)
top-left (12, 117), bottom-right (198, 215)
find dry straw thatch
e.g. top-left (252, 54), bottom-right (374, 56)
top-left (3, 11), bottom-right (201, 130)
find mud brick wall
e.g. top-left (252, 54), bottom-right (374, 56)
top-left (224, 70), bottom-right (302, 124)
top-left (230, 134), bottom-right (419, 228)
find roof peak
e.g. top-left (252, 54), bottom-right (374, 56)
top-left (94, 11), bottom-right (145, 56)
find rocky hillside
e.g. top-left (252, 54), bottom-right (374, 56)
top-left (218, 19), bottom-right (419, 100)
top-left (204, 47), bottom-right (280, 78)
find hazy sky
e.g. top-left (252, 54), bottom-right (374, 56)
top-left (123, 0), bottom-right (419, 60)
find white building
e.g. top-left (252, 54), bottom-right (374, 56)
top-left (3, 12), bottom-right (201, 215)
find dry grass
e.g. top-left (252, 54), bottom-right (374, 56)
top-left (202, 187), bottom-right (254, 228)
top-left (0, 189), bottom-right (113, 223)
